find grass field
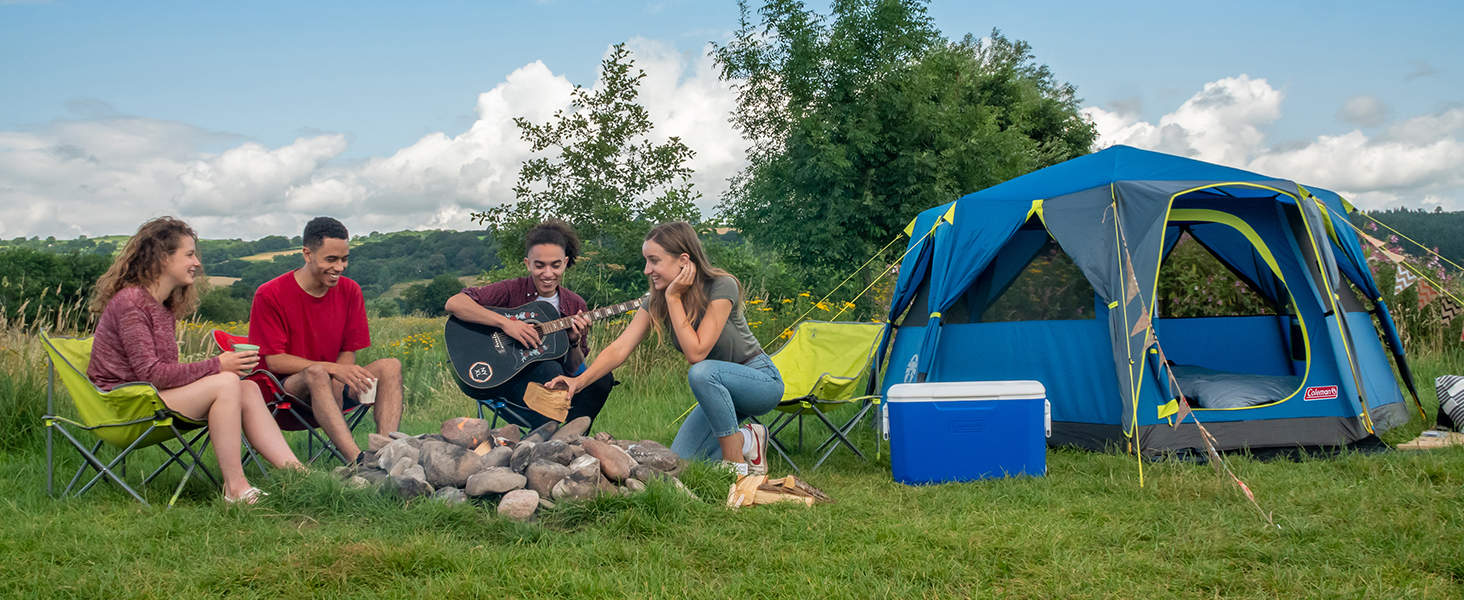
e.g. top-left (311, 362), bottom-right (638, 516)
top-left (2, 316), bottom-right (1463, 598)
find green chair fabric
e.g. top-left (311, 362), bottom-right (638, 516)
top-left (762, 321), bottom-right (885, 470)
top-left (41, 331), bottom-right (219, 507)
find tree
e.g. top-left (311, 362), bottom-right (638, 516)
top-left (471, 43), bottom-right (701, 292)
top-left (713, 0), bottom-right (1097, 275)
top-left (401, 274), bottom-right (465, 317)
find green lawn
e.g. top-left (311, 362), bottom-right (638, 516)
top-left (2, 317), bottom-right (1462, 598)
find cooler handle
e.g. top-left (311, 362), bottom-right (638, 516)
top-left (1044, 399), bottom-right (1051, 438)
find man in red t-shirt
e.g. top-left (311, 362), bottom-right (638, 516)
top-left (249, 217), bottom-right (403, 462)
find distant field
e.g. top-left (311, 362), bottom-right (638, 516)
top-left (205, 276), bottom-right (239, 287)
top-left (378, 275), bottom-right (482, 301)
top-left (238, 248), bottom-right (300, 262)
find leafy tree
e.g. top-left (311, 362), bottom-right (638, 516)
top-left (0, 248), bottom-right (111, 329)
top-left (471, 42), bottom-right (701, 294)
top-left (195, 284), bottom-right (250, 323)
top-left (401, 274), bottom-right (465, 317)
top-left (713, 0), bottom-right (1097, 276)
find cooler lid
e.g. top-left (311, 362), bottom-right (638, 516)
top-left (886, 380), bottom-right (1046, 402)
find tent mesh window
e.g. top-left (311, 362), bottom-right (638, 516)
top-left (1157, 232), bottom-right (1279, 319)
top-left (972, 240), bottom-right (1095, 323)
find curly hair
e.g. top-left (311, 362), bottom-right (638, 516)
top-left (90, 217), bottom-right (201, 319)
top-left (525, 219), bottom-right (581, 267)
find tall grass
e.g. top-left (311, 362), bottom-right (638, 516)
top-left (0, 283), bottom-right (94, 452)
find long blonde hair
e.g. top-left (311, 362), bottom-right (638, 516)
top-left (90, 216), bottom-right (201, 319)
top-left (645, 222), bottom-right (740, 339)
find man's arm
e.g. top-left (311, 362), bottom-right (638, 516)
top-left (444, 291), bottom-right (543, 348)
top-left (267, 351), bottom-right (374, 392)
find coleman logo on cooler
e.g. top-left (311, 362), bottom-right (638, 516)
top-left (1304, 385), bottom-right (1338, 401)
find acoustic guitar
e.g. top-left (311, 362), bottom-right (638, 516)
top-left (444, 297), bottom-right (644, 390)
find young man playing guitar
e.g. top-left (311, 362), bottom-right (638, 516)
top-left (444, 220), bottom-right (615, 428)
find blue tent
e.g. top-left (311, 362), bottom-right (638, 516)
top-left (878, 145), bottom-right (1418, 453)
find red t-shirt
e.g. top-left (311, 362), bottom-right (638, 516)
top-left (249, 271), bottom-right (371, 374)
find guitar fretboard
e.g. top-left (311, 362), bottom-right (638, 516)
top-left (536, 297), bottom-right (645, 334)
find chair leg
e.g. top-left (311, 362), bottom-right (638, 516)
top-left (64, 439), bottom-right (106, 497)
top-left (52, 425), bottom-right (148, 505)
top-left (145, 427), bottom-right (211, 485)
top-left (242, 438), bottom-right (271, 480)
top-left (169, 423), bottom-right (221, 490)
top-left (283, 405), bottom-right (347, 466)
top-left (811, 403), bottom-right (874, 470)
top-left (77, 425), bottom-right (165, 498)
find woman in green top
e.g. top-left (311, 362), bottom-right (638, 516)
top-left (549, 222), bottom-right (783, 476)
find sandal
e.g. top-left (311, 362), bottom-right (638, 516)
top-left (223, 486), bottom-right (268, 505)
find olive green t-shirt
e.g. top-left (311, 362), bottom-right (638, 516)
top-left (667, 276), bottom-right (762, 364)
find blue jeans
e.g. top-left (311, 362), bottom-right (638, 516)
top-left (670, 354), bottom-right (784, 460)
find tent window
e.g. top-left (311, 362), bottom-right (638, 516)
top-left (1157, 232), bottom-right (1279, 318)
top-left (976, 241), bottom-right (1096, 323)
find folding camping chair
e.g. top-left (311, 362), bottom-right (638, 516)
top-left (759, 321), bottom-right (885, 471)
top-left (210, 330), bottom-right (372, 465)
top-left (41, 331), bottom-right (223, 507)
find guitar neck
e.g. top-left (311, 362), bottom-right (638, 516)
top-left (537, 297), bottom-right (645, 334)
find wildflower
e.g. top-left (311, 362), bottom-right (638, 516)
top-left (799, 292), bottom-right (810, 297)
top-left (815, 302), bottom-right (829, 311)
top-left (843, 301), bottom-right (855, 309)
top-left (780, 329), bottom-right (793, 339)
top-left (782, 299), bottom-right (792, 304)
top-left (747, 299), bottom-right (762, 305)
top-left (759, 307), bottom-right (772, 311)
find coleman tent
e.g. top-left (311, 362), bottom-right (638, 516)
top-left (878, 145), bottom-right (1417, 454)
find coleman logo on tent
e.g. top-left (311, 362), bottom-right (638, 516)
top-left (904, 354), bottom-right (919, 384)
top-left (1304, 385), bottom-right (1339, 401)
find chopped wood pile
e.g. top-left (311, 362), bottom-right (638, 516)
top-left (725, 474), bottom-right (834, 509)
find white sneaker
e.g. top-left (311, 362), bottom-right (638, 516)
top-left (741, 423), bottom-right (768, 476)
top-left (716, 460), bottom-right (750, 477)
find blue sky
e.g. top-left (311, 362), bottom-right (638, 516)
top-left (2, 0), bottom-right (1460, 239)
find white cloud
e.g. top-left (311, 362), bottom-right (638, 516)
top-left (0, 39), bottom-right (747, 240)
top-left (1083, 77), bottom-right (1464, 211)
top-left (1336, 94), bottom-right (1390, 128)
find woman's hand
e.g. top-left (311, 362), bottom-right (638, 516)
top-left (218, 350), bottom-right (259, 377)
top-left (567, 313), bottom-right (591, 344)
top-left (546, 374), bottom-right (583, 400)
top-left (666, 261), bottom-right (696, 299)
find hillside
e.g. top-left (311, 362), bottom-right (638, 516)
top-left (1358, 208), bottom-right (1464, 267)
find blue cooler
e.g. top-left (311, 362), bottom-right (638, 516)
top-left (885, 381), bottom-right (1049, 485)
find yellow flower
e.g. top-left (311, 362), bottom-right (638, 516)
top-left (782, 299), bottom-right (792, 304)
top-left (843, 301), bottom-right (856, 309)
top-left (780, 329), bottom-right (793, 339)
top-left (759, 307), bottom-right (772, 311)
top-left (747, 299), bottom-right (762, 305)
top-left (815, 302), bottom-right (829, 311)
top-left (799, 292), bottom-right (810, 297)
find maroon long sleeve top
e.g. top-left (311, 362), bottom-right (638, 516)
top-left (87, 286), bottom-right (220, 391)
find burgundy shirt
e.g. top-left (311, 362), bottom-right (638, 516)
top-left (88, 286), bottom-right (221, 392)
top-left (462, 276), bottom-right (590, 355)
